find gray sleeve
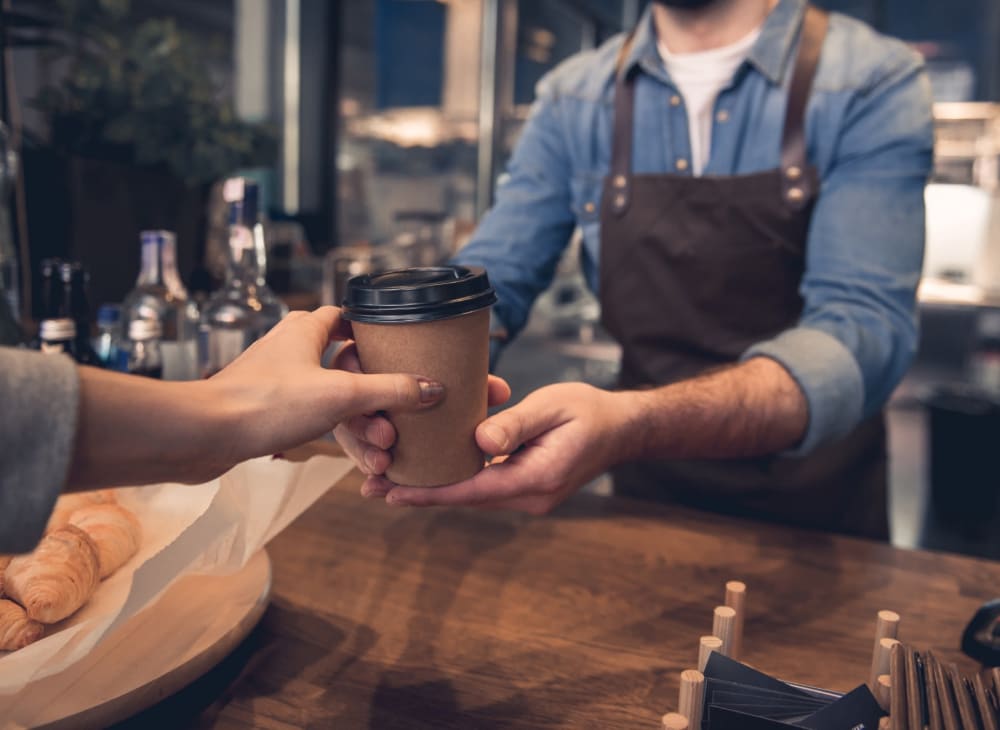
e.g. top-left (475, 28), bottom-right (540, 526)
top-left (0, 347), bottom-right (80, 553)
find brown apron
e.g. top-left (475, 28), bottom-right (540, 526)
top-left (599, 6), bottom-right (889, 540)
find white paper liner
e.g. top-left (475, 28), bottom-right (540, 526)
top-left (0, 449), bottom-right (354, 696)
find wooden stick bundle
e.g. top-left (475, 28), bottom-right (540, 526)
top-left (712, 606), bottom-right (737, 658)
top-left (890, 642), bottom-right (908, 729)
top-left (875, 674), bottom-right (892, 712)
top-left (678, 669), bottom-right (704, 730)
top-left (870, 610), bottom-right (901, 690)
top-left (661, 712), bottom-right (689, 730)
top-left (698, 635), bottom-right (722, 673)
top-left (724, 581), bottom-right (746, 661)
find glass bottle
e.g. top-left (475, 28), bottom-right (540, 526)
top-left (37, 317), bottom-right (77, 358)
top-left (39, 258), bottom-right (65, 321)
top-left (0, 257), bottom-right (19, 345)
top-left (198, 178), bottom-right (287, 378)
top-left (37, 261), bottom-right (99, 365)
top-left (94, 303), bottom-right (123, 370)
top-left (63, 262), bottom-right (98, 365)
top-left (30, 259), bottom-right (64, 352)
top-left (121, 230), bottom-right (200, 380)
top-left (127, 318), bottom-right (164, 379)
top-left (0, 121), bottom-right (19, 325)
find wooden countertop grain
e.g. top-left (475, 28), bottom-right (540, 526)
top-left (114, 465), bottom-right (1000, 729)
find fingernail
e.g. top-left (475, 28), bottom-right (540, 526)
top-left (418, 378), bottom-right (444, 404)
top-left (363, 448), bottom-right (379, 473)
top-left (480, 422), bottom-right (508, 451)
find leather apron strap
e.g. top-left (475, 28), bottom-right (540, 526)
top-left (610, 6), bottom-right (829, 217)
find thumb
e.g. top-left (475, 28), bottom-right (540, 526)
top-left (339, 372), bottom-right (444, 414)
top-left (475, 399), bottom-right (563, 457)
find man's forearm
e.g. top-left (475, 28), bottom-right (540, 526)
top-left (618, 357), bottom-right (809, 462)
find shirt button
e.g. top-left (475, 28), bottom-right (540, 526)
top-left (584, 202), bottom-right (596, 214)
top-left (669, 95), bottom-right (681, 107)
top-left (676, 158), bottom-right (689, 171)
top-left (787, 187), bottom-right (804, 202)
top-left (716, 110), bottom-right (729, 122)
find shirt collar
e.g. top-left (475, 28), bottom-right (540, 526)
top-left (621, 0), bottom-right (807, 86)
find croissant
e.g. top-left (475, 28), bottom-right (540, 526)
top-left (4, 525), bottom-right (100, 624)
top-left (0, 556), bottom-right (9, 597)
top-left (69, 504), bottom-right (142, 578)
top-left (0, 598), bottom-right (44, 651)
top-left (45, 490), bottom-right (117, 533)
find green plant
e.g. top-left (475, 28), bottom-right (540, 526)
top-left (32, 0), bottom-right (275, 185)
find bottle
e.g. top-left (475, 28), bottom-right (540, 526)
top-left (127, 317), bottom-right (164, 379)
top-left (0, 234), bottom-right (18, 345)
top-left (0, 251), bottom-right (19, 345)
top-left (37, 317), bottom-right (77, 357)
top-left (60, 261), bottom-right (98, 365)
top-left (33, 259), bottom-right (98, 365)
top-left (198, 178), bottom-right (287, 377)
top-left (33, 260), bottom-right (98, 364)
top-left (39, 258), bottom-right (65, 321)
top-left (0, 120), bottom-right (20, 326)
top-left (31, 258), bottom-right (67, 352)
top-left (121, 230), bottom-right (200, 380)
top-left (94, 303), bottom-right (123, 370)
top-left (0, 293), bottom-right (18, 345)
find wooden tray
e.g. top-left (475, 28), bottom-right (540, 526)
top-left (0, 550), bottom-right (271, 729)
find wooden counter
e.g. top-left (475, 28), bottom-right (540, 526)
top-left (115, 469), bottom-right (1000, 729)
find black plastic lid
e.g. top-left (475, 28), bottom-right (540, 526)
top-left (341, 265), bottom-right (497, 324)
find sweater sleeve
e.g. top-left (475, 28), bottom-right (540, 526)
top-left (0, 347), bottom-right (80, 553)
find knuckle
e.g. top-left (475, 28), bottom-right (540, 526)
top-left (393, 377), bottom-right (417, 406)
top-left (338, 375), bottom-right (361, 408)
top-left (370, 419), bottom-right (392, 448)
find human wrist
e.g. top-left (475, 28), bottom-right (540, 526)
top-left (192, 377), bottom-right (256, 475)
top-left (605, 388), bottom-right (658, 465)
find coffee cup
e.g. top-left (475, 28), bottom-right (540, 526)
top-left (342, 265), bottom-right (497, 486)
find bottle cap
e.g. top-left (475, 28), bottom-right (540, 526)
top-left (128, 317), bottom-right (162, 341)
top-left (140, 230), bottom-right (176, 249)
top-left (40, 317), bottom-right (76, 341)
top-left (96, 304), bottom-right (120, 327)
top-left (341, 265), bottom-right (497, 324)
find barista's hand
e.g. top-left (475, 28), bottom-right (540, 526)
top-left (361, 382), bottom-right (638, 514)
top-left (332, 342), bottom-right (511, 477)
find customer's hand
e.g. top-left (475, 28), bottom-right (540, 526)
top-left (358, 382), bottom-right (637, 514)
top-left (333, 343), bottom-right (511, 477)
top-left (208, 306), bottom-right (446, 469)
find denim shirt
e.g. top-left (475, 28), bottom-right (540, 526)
top-left (455, 0), bottom-right (933, 455)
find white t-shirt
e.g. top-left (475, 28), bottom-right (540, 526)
top-left (658, 26), bottom-right (762, 176)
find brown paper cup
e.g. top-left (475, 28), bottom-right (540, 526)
top-left (352, 307), bottom-right (490, 486)
top-left (343, 265), bottom-right (497, 486)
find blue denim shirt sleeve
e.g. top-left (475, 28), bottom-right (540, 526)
top-left (455, 77), bottom-right (577, 340)
top-left (743, 46), bottom-right (933, 454)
